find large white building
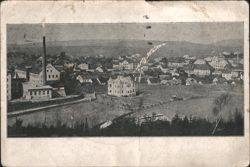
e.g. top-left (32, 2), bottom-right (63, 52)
top-left (23, 83), bottom-right (52, 100)
top-left (193, 64), bottom-right (212, 77)
top-left (108, 76), bottom-right (136, 97)
top-left (113, 60), bottom-right (137, 71)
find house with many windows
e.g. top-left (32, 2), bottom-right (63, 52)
top-left (108, 75), bottom-right (136, 97)
top-left (46, 63), bottom-right (62, 81)
top-left (23, 84), bottom-right (52, 100)
top-left (113, 59), bottom-right (137, 71)
top-left (193, 64), bottom-right (213, 77)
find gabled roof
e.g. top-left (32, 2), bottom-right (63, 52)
top-left (53, 65), bottom-right (64, 72)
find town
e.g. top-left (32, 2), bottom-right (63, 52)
top-left (6, 23), bottom-right (244, 136)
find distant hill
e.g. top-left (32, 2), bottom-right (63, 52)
top-left (7, 39), bottom-right (243, 59)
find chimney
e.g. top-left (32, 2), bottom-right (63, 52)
top-left (25, 66), bottom-right (32, 81)
top-left (42, 36), bottom-right (47, 85)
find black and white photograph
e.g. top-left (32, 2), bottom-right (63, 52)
top-left (6, 22), bottom-right (244, 137)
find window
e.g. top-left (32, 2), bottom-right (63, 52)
top-left (52, 75), bottom-right (54, 78)
top-left (49, 75), bottom-right (50, 78)
top-left (56, 75), bottom-right (58, 78)
top-left (51, 70), bottom-right (52, 72)
top-left (30, 91), bottom-right (32, 95)
top-left (47, 90), bottom-right (49, 94)
top-left (39, 91), bottom-right (41, 95)
top-left (47, 70), bottom-right (49, 72)
top-left (43, 91), bottom-right (45, 95)
top-left (34, 91), bottom-right (36, 95)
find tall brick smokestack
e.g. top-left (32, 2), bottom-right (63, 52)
top-left (42, 36), bottom-right (47, 85)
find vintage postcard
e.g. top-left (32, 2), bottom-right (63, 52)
top-left (1, 1), bottom-right (249, 166)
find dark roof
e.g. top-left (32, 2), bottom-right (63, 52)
top-left (149, 77), bottom-right (161, 83)
top-left (193, 64), bottom-right (213, 70)
top-left (232, 64), bottom-right (243, 71)
top-left (54, 65), bottom-right (64, 72)
top-left (98, 76), bottom-right (109, 83)
top-left (16, 64), bottom-right (42, 74)
top-left (168, 57), bottom-right (185, 63)
top-left (183, 64), bottom-right (193, 70)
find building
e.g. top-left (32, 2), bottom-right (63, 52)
top-left (76, 75), bottom-right (93, 84)
top-left (183, 64), bottom-right (194, 76)
top-left (168, 57), bottom-right (186, 68)
top-left (113, 59), bottom-right (137, 71)
top-left (208, 56), bottom-right (229, 70)
top-left (193, 59), bottom-right (207, 65)
top-left (183, 54), bottom-right (196, 60)
top-left (14, 68), bottom-right (43, 86)
top-left (7, 72), bottom-right (12, 100)
top-left (193, 64), bottom-right (212, 77)
top-left (23, 84), bottom-right (52, 100)
top-left (96, 66), bottom-right (104, 73)
top-left (77, 63), bottom-right (89, 70)
top-left (46, 63), bottom-right (61, 81)
top-left (222, 69), bottom-right (233, 80)
top-left (108, 76), bottom-right (136, 97)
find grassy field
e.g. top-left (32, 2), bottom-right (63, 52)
top-left (132, 84), bottom-right (244, 121)
top-left (8, 84), bottom-right (244, 128)
top-left (8, 101), bottom-right (130, 128)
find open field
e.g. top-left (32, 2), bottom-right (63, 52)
top-left (132, 84), bottom-right (244, 121)
top-left (8, 101), bottom-right (130, 128)
top-left (8, 84), bottom-right (244, 128)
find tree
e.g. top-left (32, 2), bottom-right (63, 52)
top-left (211, 93), bottom-right (231, 135)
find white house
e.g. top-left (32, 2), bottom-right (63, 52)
top-left (183, 55), bottom-right (196, 60)
top-left (193, 64), bottom-right (212, 77)
top-left (76, 75), bottom-right (93, 84)
top-left (222, 70), bottom-right (233, 80)
top-left (77, 63), bottom-right (89, 70)
top-left (108, 76), bottom-right (136, 97)
top-left (46, 63), bottom-right (61, 81)
top-left (113, 60), bottom-right (136, 71)
top-left (23, 84), bottom-right (52, 100)
top-left (96, 66), bottom-right (104, 73)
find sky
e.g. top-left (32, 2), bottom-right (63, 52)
top-left (7, 22), bottom-right (243, 44)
